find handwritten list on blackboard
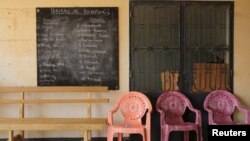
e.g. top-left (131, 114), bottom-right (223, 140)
top-left (36, 8), bottom-right (119, 89)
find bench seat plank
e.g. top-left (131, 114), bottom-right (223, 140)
top-left (0, 118), bottom-right (107, 130)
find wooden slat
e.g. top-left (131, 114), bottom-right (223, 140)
top-left (19, 93), bottom-right (25, 118)
top-left (0, 99), bottom-right (109, 104)
top-left (0, 124), bottom-right (105, 131)
top-left (0, 86), bottom-right (108, 93)
top-left (19, 92), bottom-right (25, 138)
top-left (87, 92), bottom-right (92, 118)
top-left (0, 118), bottom-right (107, 123)
top-left (0, 118), bottom-right (107, 131)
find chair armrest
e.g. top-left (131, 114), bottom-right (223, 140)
top-left (205, 108), bottom-right (215, 125)
top-left (107, 112), bottom-right (113, 125)
top-left (236, 106), bottom-right (250, 124)
top-left (146, 112), bottom-right (151, 129)
top-left (108, 99), bottom-right (121, 125)
top-left (157, 109), bottom-right (166, 126)
top-left (108, 108), bottom-right (119, 125)
top-left (188, 107), bottom-right (202, 125)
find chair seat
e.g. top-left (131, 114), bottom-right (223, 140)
top-left (109, 124), bottom-right (145, 133)
top-left (213, 122), bottom-right (249, 125)
top-left (165, 122), bottom-right (199, 131)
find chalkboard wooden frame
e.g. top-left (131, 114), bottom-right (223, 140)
top-left (36, 7), bottom-right (119, 90)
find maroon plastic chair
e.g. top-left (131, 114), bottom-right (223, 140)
top-left (156, 91), bottom-right (202, 141)
top-left (204, 90), bottom-right (250, 124)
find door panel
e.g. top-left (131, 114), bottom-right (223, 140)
top-left (131, 3), bottom-right (180, 93)
top-left (130, 1), bottom-right (233, 141)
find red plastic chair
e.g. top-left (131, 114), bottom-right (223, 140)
top-left (156, 91), bottom-right (202, 141)
top-left (204, 90), bottom-right (250, 124)
top-left (107, 91), bottom-right (152, 141)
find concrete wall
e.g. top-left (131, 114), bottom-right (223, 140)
top-left (0, 0), bottom-right (129, 138)
top-left (0, 0), bottom-right (250, 139)
top-left (234, 0), bottom-right (250, 120)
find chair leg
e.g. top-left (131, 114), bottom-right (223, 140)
top-left (146, 129), bottom-right (150, 141)
top-left (184, 131), bottom-right (189, 141)
top-left (198, 128), bottom-right (202, 141)
top-left (107, 129), bottom-right (113, 141)
top-left (162, 130), bottom-right (169, 141)
top-left (107, 135), bottom-right (113, 141)
top-left (141, 132), bottom-right (146, 141)
top-left (196, 130), bottom-right (199, 141)
top-left (118, 133), bottom-right (123, 141)
top-left (160, 129), bottom-right (165, 141)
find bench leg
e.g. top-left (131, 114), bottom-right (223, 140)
top-left (8, 130), bottom-right (13, 141)
top-left (81, 130), bottom-right (88, 141)
top-left (87, 130), bottom-right (92, 141)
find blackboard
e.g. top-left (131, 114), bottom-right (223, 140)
top-left (36, 7), bottom-right (119, 90)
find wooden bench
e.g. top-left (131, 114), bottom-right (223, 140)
top-left (0, 86), bottom-right (109, 141)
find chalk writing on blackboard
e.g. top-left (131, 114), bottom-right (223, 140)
top-left (36, 7), bottom-right (119, 90)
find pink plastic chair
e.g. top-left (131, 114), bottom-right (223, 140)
top-left (107, 91), bottom-right (152, 141)
top-left (204, 90), bottom-right (250, 124)
top-left (156, 91), bottom-right (202, 141)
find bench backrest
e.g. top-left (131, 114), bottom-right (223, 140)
top-left (0, 86), bottom-right (109, 118)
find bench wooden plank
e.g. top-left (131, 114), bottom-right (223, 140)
top-left (0, 86), bottom-right (108, 93)
top-left (0, 118), bottom-right (107, 123)
top-left (0, 99), bottom-right (109, 104)
top-left (0, 118), bottom-right (107, 130)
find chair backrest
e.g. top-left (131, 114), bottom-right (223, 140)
top-left (117, 91), bottom-right (152, 127)
top-left (204, 90), bottom-right (239, 124)
top-left (156, 91), bottom-right (193, 124)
